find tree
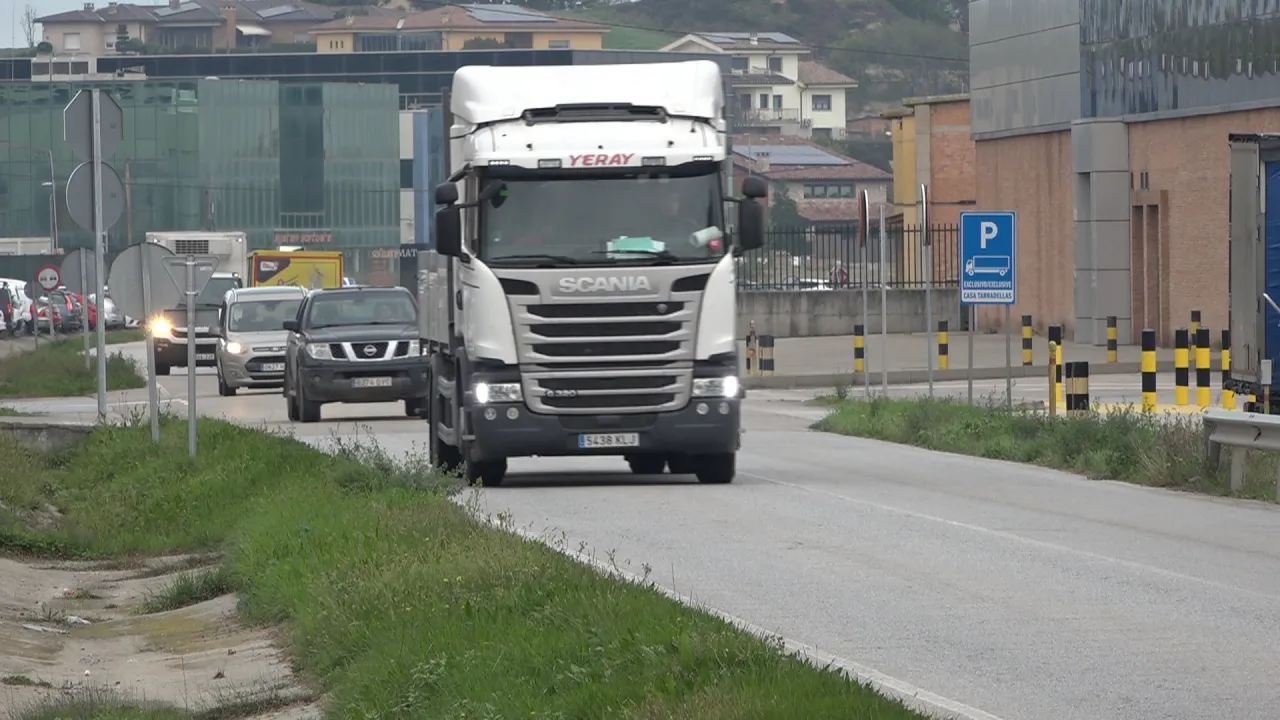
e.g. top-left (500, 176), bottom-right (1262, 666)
top-left (21, 4), bottom-right (38, 48)
top-left (767, 182), bottom-right (809, 255)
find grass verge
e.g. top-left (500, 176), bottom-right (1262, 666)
top-left (814, 396), bottom-right (1280, 500)
top-left (139, 566), bottom-right (235, 614)
top-left (0, 417), bottom-right (930, 719)
top-left (104, 328), bottom-right (146, 344)
top-left (0, 337), bottom-right (143, 398)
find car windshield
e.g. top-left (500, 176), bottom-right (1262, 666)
top-left (478, 163), bottom-right (725, 266)
top-left (197, 276), bottom-right (242, 306)
top-left (306, 291), bottom-right (416, 328)
top-left (227, 298), bottom-right (303, 332)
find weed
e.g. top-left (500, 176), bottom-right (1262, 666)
top-left (12, 689), bottom-right (187, 720)
top-left (815, 397), bottom-right (1280, 499)
top-left (2, 674), bottom-right (52, 688)
top-left (140, 566), bottom-right (236, 614)
top-left (0, 418), bottom-right (930, 719)
top-left (0, 338), bottom-right (143, 399)
top-left (833, 374), bottom-right (850, 400)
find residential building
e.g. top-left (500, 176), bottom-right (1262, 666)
top-left (969, 0), bottom-right (1280, 345)
top-left (731, 134), bottom-right (891, 226)
top-left (660, 32), bottom-right (856, 140)
top-left (34, 0), bottom-right (382, 56)
top-left (882, 93), bottom-right (975, 228)
top-left (308, 5), bottom-right (608, 54)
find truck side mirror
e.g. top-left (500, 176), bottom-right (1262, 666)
top-left (436, 206), bottom-right (463, 257)
top-left (434, 182), bottom-right (459, 206)
top-left (737, 199), bottom-right (765, 251)
top-left (741, 175), bottom-right (768, 199)
top-left (282, 319), bottom-right (298, 332)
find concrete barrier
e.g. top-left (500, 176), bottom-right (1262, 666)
top-left (737, 289), bottom-right (961, 338)
top-left (0, 417), bottom-right (94, 452)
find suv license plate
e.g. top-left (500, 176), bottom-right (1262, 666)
top-left (260, 363), bottom-right (285, 372)
top-left (352, 377), bottom-right (393, 389)
top-left (578, 433), bottom-right (639, 449)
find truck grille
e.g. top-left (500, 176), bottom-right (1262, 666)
top-left (505, 274), bottom-right (707, 415)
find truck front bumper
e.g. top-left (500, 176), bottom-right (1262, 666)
top-left (299, 358), bottom-right (430, 404)
top-left (466, 398), bottom-right (742, 461)
top-left (155, 338), bottom-right (218, 367)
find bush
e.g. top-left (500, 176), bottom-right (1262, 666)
top-left (0, 338), bottom-right (143, 398)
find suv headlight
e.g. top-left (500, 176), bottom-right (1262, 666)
top-left (406, 339), bottom-right (421, 356)
top-left (692, 376), bottom-right (740, 398)
top-left (474, 382), bottom-right (522, 404)
top-left (305, 343), bottom-right (333, 360)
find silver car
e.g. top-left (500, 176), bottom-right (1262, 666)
top-left (215, 285), bottom-right (308, 396)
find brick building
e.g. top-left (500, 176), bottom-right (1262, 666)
top-left (969, 0), bottom-right (1280, 347)
top-left (882, 93), bottom-right (976, 228)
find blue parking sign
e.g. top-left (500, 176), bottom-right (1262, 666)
top-left (959, 211), bottom-right (1017, 305)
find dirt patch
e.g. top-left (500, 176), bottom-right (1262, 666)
top-left (0, 555), bottom-right (319, 718)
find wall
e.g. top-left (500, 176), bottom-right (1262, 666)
top-left (442, 31), bottom-right (605, 50)
top-left (316, 32), bottom-right (353, 52)
top-left (738, 289), bottom-right (962, 337)
top-left (973, 130), bottom-right (1074, 334)
top-left (42, 23), bottom-right (108, 54)
top-left (801, 86), bottom-right (846, 135)
top-left (969, 0), bottom-right (1081, 138)
top-left (890, 113), bottom-right (919, 224)
top-left (782, 180), bottom-right (887, 205)
top-left (925, 101), bottom-right (976, 227)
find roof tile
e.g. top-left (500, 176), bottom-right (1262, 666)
top-left (797, 60), bottom-right (856, 87)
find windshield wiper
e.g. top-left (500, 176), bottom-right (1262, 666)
top-left (589, 249), bottom-right (680, 262)
top-left (489, 253), bottom-right (578, 265)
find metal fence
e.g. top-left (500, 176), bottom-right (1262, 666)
top-left (739, 223), bottom-right (961, 291)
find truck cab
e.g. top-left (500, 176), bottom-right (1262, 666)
top-left (421, 60), bottom-right (767, 486)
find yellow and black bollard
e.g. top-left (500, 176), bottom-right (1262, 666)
top-left (938, 320), bottom-right (950, 370)
top-left (1195, 327), bottom-right (1211, 408)
top-left (1065, 361), bottom-right (1090, 417)
top-left (1222, 328), bottom-right (1235, 411)
top-left (759, 334), bottom-right (775, 376)
top-left (1048, 340), bottom-right (1058, 416)
top-left (1048, 324), bottom-right (1064, 408)
top-left (1021, 314), bottom-right (1033, 366)
top-left (1174, 327), bottom-right (1190, 406)
top-left (1106, 316), bottom-right (1118, 363)
top-left (853, 324), bottom-right (866, 375)
top-left (1141, 329), bottom-right (1157, 412)
top-left (1190, 309), bottom-right (1202, 369)
top-left (745, 326), bottom-right (758, 376)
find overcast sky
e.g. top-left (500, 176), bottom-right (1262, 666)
top-left (3, 0), bottom-right (86, 49)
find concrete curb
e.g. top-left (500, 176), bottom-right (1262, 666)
top-left (743, 359), bottom-right (1188, 390)
top-left (0, 417), bottom-right (97, 452)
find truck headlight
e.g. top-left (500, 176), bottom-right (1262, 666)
top-left (149, 317), bottom-right (172, 338)
top-left (474, 382), bottom-right (522, 404)
top-left (693, 376), bottom-right (740, 398)
top-left (224, 341), bottom-right (245, 355)
top-left (305, 343), bottom-right (333, 360)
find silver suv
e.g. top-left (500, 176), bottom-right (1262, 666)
top-left (215, 285), bottom-right (308, 396)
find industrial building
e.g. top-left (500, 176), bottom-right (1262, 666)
top-left (969, 0), bottom-right (1280, 346)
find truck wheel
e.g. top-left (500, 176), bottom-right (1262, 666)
top-left (694, 453), bottom-right (735, 484)
top-left (404, 398), bottom-right (424, 417)
top-left (428, 392), bottom-right (462, 473)
top-left (286, 393), bottom-right (299, 421)
top-left (466, 458), bottom-right (507, 487)
top-left (627, 455), bottom-right (667, 475)
top-left (667, 453), bottom-right (695, 475)
top-left (155, 364), bottom-right (170, 376)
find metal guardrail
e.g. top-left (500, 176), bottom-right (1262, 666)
top-left (1204, 408), bottom-right (1280, 499)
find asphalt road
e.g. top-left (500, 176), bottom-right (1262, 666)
top-left (7, 349), bottom-right (1280, 720)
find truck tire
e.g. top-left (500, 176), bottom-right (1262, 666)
top-left (693, 453), bottom-right (735, 484)
top-left (466, 457), bottom-right (507, 487)
top-left (286, 393), bottom-right (299, 422)
top-left (404, 398), bottom-right (424, 417)
top-left (155, 364), bottom-right (170, 376)
top-left (626, 455), bottom-right (667, 475)
top-left (428, 391), bottom-right (462, 473)
top-left (667, 453), bottom-right (695, 475)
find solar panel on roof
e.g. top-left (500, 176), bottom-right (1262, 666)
top-left (701, 31), bottom-right (799, 44)
top-left (466, 4), bottom-right (553, 22)
top-left (154, 2), bottom-right (198, 15)
top-left (257, 5), bottom-right (297, 18)
top-left (736, 145), bottom-right (848, 166)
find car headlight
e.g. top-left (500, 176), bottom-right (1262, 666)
top-left (149, 317), bottom-right (173, 337)
top-left (692, 376), bottom-right (740, 398)
top-left (305, 342), bottom-right (334, 360)
top-left (224, 341), bottom-right (245, 355)
top-left (406, 339), bottom-right (421, 356)
top-left (474, 382), bottom-right (522, 404)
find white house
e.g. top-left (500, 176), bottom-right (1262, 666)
top-left (659, 31), bottom-right (857, 141)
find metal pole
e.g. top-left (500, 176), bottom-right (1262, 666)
top-left (142, 254), bottom-right (159, 442)
top-left (79, 251), bottom-right (90, 370)
top-left (47, 149), bottom-right (58, 254)
top-left (921, 183), bottom-right (933, 398)
top-left (185, 256), bottom-right (197, 456)
top-left (1004, 305), bottom-right (1012, 409)
top-left (861, 214), bottom-right (870, 398)
top-left (878, 202), bottom-right (888, 394)
top-left (91, 90), bottom-right (109, 423)
top-left (967, 305), bottom-right (975, 404)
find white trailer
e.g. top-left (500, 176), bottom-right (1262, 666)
top-left (421, 60), bottom-right (768, 486)
top-left (144, 231), bottom-right (248, 374)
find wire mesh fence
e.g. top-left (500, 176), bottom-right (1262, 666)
top-left (738, 223), bottom-right (961, 291)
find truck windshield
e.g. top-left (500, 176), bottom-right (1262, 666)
top-left (479, 164), bottom-right (725, 265)
top-left (227, 299), bottom-right (303, 332)
top-left (198, 276), bottom-right (242, 306)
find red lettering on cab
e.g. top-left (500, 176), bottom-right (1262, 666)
top-left (568, 153), bottom-right (636, 167)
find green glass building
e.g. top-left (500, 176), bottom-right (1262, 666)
top-left (0, 78), bottom-right (399, 254)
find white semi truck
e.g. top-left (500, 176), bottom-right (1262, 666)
top-left (420, 60), bottom-right (768, 486)
top-left (144, 231), bottom-right (248, 375)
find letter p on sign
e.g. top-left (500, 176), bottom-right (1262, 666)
top-left (979, 221), bottom-right (998, 249)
